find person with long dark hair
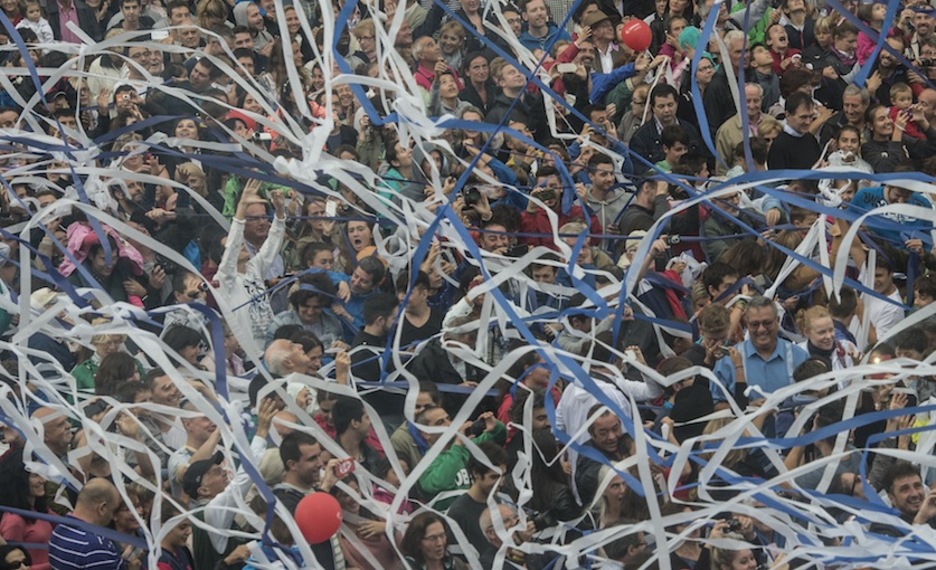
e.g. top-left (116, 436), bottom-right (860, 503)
top-left (528, 428), bottom-right (579, 528)
top-left (0, 448), bottom-right (52, 570)
top-left (400, 512), bottom-right (467, 570)
top-left (0, 545), bottom-right (32, 570)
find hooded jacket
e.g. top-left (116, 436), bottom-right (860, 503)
top-left (233, 2), bottom-right (273, 51)
top-left (583, 187), bottom-right (631, 234)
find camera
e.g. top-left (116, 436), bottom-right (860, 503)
top-left (726, 519), bottom-right (743, 533)
top-left (84, 399), bottom-right (109, 418)
top-left (462, 186), bottom-right (482, 208)
top-left (920, 58), bottom-right (935, 67)
top-left (155, 253), bottom-right (179, 276)
top-left (537, 188), bottom-right (556, 202)
top-left (469, 419), bottom-right (486, 437)
top-left (664, 235), bottom-right (681, 246)
top-left (525, 507), bottom-right (557, 531)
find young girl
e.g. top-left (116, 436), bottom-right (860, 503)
top-left (15, 0), bottom-right (53, 45)
top-left (856, 1), bottom-right (888, 64)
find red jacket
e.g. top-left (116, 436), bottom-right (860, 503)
top-left (519, 204), bottom-right (603, 249)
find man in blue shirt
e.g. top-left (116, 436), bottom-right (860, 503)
top-left (849, 178), bottom-right (933, 250)
top-left (711, 296), bottom-right (809, 409)
top-left (518, 0), bottom-right (570, 51)
top-left (340, 256), bottom-right (386, 336)
top-left (49, 478), bottom-right (140, 570)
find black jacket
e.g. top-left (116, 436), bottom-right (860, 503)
top-left (702, 67), bottom-right (738, 138)
top-left (629, 120), bottom-right (704, 174)
top-left (460, 80), bottom-right (498, 115)
top-left (47, 0), bottom-right (102, 43)
top-left (484, 91), bottom-right (548, 142)
top-left (861, 132), bottom-right (936, 172)
top-left (407, 337), bottom-right (475, 386)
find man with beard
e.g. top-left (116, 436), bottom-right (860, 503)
top-left (274, 432), bottom-right (341, 512)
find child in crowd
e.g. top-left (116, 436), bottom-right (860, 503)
top-left (15, 0), bottom-right (52, 45)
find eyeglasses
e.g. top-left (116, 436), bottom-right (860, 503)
top-left (632, 99), bottom-right (646, 105)
top-left (747, 319), bottom-right (777, 329)
top-left (422, 533), bottom-right (446, 543)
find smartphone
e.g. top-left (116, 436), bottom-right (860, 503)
top-left (325, 200), bottom-right (337, 217)
top-left (469, 420), bottom-right (486, 437)
top-left (151, 30), bottom-right (170, 41)
top-left (892, 387), bottom-right (919, 408)
top-left (556, 63), bottom-right (577, 74)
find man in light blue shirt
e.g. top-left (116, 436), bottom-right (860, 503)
top-left (711, 296), bottom-right (808, 408)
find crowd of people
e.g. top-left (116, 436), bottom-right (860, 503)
top-left (0, 0), bottom-right (934, 567)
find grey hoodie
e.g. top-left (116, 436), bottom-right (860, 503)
top-left (584, 187), bottom-right (632, 236)
top-left (233, 2), bottom-right (273, 52)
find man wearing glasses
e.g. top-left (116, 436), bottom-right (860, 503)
top-left (710, 295), bottom-right (808, 413)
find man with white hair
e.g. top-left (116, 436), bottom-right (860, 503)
top-left (715, 83), bottom-right (765, 176)
top-left (263, 339), bottom-right (312, 377)
top-left (479, 504), bottom-right (541, 568)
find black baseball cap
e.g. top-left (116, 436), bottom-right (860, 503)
top-left (182, 450), bottom-right (224, 499)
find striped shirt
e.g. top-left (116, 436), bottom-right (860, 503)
top-left (49, 516), bottom-right (128, 570)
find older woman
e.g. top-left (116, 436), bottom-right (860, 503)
top-left (401, 512), bottom-right (467, 570)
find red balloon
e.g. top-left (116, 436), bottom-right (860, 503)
top-left (620, 19), bottom-right (652, 52)
top-left (295, 492), bottom-right (343, 544)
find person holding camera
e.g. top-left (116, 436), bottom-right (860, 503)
top-left (519, 166), bottom-right (602, 250)
top-left (705, 519), bottom-right (763, 570)
top-left (416, 411), bottom-right (507, 510)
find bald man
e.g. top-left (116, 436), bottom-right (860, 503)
top-left (49, 479), bottom-right (141, 569)
top-left (33, 406), bottom-right (72, 459)
top-left (920, 88), bottom-right (936, 125)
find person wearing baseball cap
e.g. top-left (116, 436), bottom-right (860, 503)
top-left (187, 399), bottom-right (275, 570)
top-left (181, 451), bottom-right (225, 502)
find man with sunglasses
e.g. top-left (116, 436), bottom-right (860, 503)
top-left (710, 295), bottom-right (808, 413)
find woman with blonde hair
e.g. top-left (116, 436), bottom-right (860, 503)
top-left (795, 305), bottom-right (858, 371)
top-left (195, 0), bottom-right (227, 29)
top-left (757, 115), bottom-right (782, 149)
top-left (353, 19), bottom-right (378, 64)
